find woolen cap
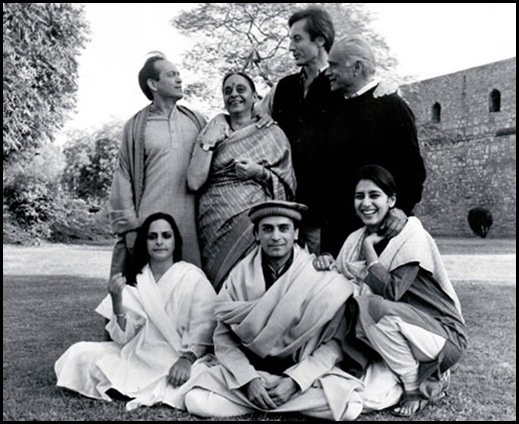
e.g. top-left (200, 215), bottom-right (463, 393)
top-left (248, 200), bottom-right (308, 224)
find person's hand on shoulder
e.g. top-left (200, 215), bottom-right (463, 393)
top-left (373, 79), bottom-right (400, 98)
top-left (254, 112), bottom-right (276, 129)
top-left (313, 253), bottom-right (337, 271)
top-left (252, 100), bottom-right (276, 129)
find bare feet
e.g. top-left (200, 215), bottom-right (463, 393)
top-left (391, 390), bottom-right (429, 417)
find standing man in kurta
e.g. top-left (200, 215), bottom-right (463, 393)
top-left (108, 55), bottom-right (206, 278)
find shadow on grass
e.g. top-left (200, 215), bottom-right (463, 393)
top-left (3, 276), bottom-right (516, 421)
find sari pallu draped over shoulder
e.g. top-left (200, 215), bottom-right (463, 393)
top-left (197, 117), bottom-right (296, 291)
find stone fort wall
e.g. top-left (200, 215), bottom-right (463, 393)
top-left (400, 57), bottom-right (516, 238)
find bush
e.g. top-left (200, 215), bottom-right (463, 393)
top-left (2, 207), bottom-right (45, 245)
top-left (49, 197), bottom-right (113, 244)
top-left (3, 174), bottom-right (57, 229)
top-left (3, 173), bottom-right (113, 245)
top-left (467, 207), bottom-right (493, 238)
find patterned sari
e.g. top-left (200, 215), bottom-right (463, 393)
top-left (197, 116), bottom-right (296, 291)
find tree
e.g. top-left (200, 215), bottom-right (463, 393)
top-left (3, 3), bottom-right (89, 167)
top-left (172, 3), bottom-right (398, 114)
top-left (62, 120), bottom-right (123, 206)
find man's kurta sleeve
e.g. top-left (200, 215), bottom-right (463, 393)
top-left (109, 118), bottom-right (140, 235)
top-left (284, 337), bottom-right (344, 392)
top-left (213, 320), bottom-right (261, 389)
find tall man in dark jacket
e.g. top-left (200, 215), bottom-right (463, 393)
top-left (257, 7), bottom-right (341, 254)
top-left (322, 35), bottom-right (426, 256)
top-left (258, 7), bottom-right (394, 255)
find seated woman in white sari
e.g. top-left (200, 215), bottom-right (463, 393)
top-left (187, 71), bottom-right (296, 292)
top-left (314, 165), bottom-right (467, 418)
top-left (55, 212), bottom-right (217, 411)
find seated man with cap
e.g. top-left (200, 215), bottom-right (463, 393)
top-left (183, 200), bottom-right (369, 420)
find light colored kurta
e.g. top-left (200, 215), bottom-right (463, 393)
top-left (55, 262), bottom-right (217, 411)
top-left (109, 104), bottom-right (206, 266)
top-left (185, 245), bottom-right (401, 420)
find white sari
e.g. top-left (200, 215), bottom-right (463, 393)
top-left (55, 262), bottom-right (216, 411)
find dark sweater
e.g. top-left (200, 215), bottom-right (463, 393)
top-left (272, 71), bottom-right (342, 225)
top-left (321, 86), bottom-right (426, 255)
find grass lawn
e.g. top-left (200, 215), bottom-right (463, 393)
top-left (2, 242), bottom-right (516, 421)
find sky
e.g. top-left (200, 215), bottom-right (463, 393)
top-left (62, 3), bottom-right (516, 133)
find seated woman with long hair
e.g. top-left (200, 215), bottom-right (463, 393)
top-left (314, 164), bottom-right (467, 418)
top-left (187, 71), bottom-right (296, 291)
top-left (55, 212), bottom-right (217, 411)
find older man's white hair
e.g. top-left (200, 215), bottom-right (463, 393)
top-left (333, 35), bottom-right (376, 78)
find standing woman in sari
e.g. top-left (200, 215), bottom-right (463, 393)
top-left (187, 71), bottom-right (296, 291)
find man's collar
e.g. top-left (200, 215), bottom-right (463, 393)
top-left (300, 64), bottom-right (329, 82)
top-left (343, 78), bottom-right (379, 99)
top-left (262, 248), bottom-right (294, 275)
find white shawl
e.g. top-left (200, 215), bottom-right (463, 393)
top-left (94, 261), bottom-right (216, 409)
top-left (336, 217), bottom-right (462, 315)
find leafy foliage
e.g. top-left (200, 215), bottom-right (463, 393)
top-left (173, 3), bottom-right (398, 114)
top-left (3, 144), bottom-right (66, 239)
top-left (2, 142), bottom-right (112, 244)
top-left (62, 121), bottom-right (123, 206)
top-left (3, 174), bottom-right (58, 232)
top-left (2, 121), bottom-right (119, 245)
top-left (3, 3), bottom-right (89, 165)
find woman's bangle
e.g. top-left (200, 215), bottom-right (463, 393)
top-left (179, 352), bottom-right (197, 364)
top-left (367, 260), bottom-right (379, 271)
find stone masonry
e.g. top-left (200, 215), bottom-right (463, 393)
top-left (400, 57), bottom-right (516, 238)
